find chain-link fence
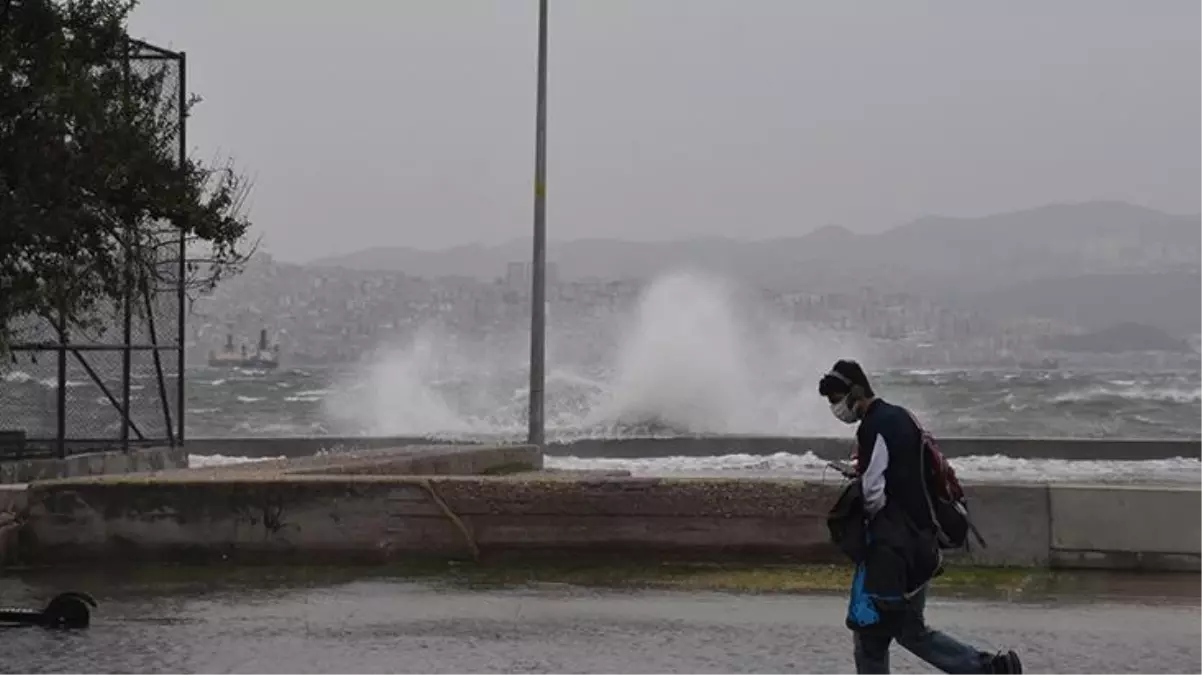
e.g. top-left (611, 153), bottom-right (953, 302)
top-left (1, 39), bottom-right (186, 460)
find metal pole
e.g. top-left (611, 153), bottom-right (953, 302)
top-left (120, 53), bottom-right (133, 452)
top-left (527, 0), bottom-right (549, 447)
top-left (56, 302), bottom-right (67, 460)
top-left (121, 257), bottom-right (132, 452)
top-left (176, 51), bottom-right (187, 446)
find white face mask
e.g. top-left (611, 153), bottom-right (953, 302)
top-left (830, 398), bottom-right (859, 424)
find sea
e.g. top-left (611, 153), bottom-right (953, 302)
top-left (1, 272), bottom-right (1198, 483)
top-left (4, 360), bottom-right (1198, 483)
top-left (172, 364), bottom-right (1202, 442)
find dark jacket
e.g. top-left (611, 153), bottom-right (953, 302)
top-left (832, 399), bottom-right (942, 631)
top-left (827, 479), bottom-right (868, 563)
top-left (855, 399), bottom-right (934, 534)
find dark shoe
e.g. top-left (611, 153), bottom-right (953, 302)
top-left (989, 650), bottom-right (1023, 674)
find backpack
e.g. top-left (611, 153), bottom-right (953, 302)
top-left (906, 411), bottom-right (987, 551)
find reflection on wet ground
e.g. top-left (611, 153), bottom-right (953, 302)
top-left (0, 569), bottom-right (1198, 674)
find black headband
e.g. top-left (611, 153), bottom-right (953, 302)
top-left (825, 370), bottom-right (853, 387)
top-left (825, 369), bottom-right (866, 399)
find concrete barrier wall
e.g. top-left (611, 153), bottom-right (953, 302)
top-left (18, 477), bottom-right (842, 565)
top-left (955, 484), bottom-right (1052, 568)
top-left (19, 475), bottom-right (781, 565)
top-left (12, 473), bottom-right (1199, 571)
top-left (1048, 485), bottom-right (1201, 571)
top-left (180, 435), bottom-right (1202, 461)
top-left (0, 446), bottom-right (188, 485)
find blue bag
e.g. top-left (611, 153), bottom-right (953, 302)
top-left (845, 562), bottom-right (881, 631)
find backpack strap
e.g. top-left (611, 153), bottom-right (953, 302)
top-left (913, 420), bottom-right (948, 543)
top-left (908, 408), bottom-right (988, 550)
top-left (963, 503), bottom-right (988, 549)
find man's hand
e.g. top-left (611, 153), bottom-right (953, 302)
top-left (827, 460), bottom-right (857, 480)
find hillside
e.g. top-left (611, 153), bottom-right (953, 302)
top-left (309, 201), bottom-right (1200, 297)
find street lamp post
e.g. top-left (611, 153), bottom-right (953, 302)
top-left (527, 0), bottom-right (549, 447)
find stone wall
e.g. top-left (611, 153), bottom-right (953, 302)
top-left (0, 446), bottom-right (189, 485)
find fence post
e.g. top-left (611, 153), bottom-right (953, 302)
top-left (56, 301), bottom-right (67, 460)
top-left (120, 52), bottom-right (133, 454)
top-left (176, 50), bottom-right (188, 447)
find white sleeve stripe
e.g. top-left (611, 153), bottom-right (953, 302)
top-left (862, 433), bottom-right (889, 515)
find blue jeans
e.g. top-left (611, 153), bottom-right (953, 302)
top-left (852, 587), bottom-right (991, 674)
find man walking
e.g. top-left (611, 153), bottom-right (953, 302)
top-left (819, 359), bottom-right (1023, 674)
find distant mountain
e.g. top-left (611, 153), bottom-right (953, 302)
top-left (868, 201), bottom-right (1198, 292)
top-left (310, 201), bottom-right (1200, 296)
top-left (310, 236), bottom-right (795, 285)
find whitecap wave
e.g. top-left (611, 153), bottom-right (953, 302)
top-left (188, 454), bottom-right (283, 468)
top-left (1052, 385), bottom-right (1200, 405)
top-left (545, 452), bottom-right (1202, 484)
top-left (2, 370), bottom-right (87, 388)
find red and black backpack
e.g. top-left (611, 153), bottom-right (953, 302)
top-left (906, 411), bottom-right (988, 551)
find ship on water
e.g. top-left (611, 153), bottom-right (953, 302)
top-left (207, 329), bottom-right (280, 370)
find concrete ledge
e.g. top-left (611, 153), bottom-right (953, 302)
top-left (4, 477), bottom-right (1063, 568)
top-left (10, 469), bottom-right (1199, 571)
top-left (1049, 485), bottom-right (1201, 571)
top-left (178, 444), bottom-right (543, 480)
top-left (0, 446), bottom-right (188, 485)
top-left (181, 436), bottom-right (464, 459)
top-left (283, 444), bottom-right (542, 477)
top-left (17, 477), bottom-right (842, 565)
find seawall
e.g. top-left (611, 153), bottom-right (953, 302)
top-left (11, 475), bottom-right (1199, 572)
top-left (4, 441), bottom-right (1196, 572)
top-left (1, 445), bottom-right (189, 485)
top-left (178, 435), bottom-right (1202, 461)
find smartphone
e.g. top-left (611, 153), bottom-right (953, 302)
top-left (827, 460), bottom-right (857, 479)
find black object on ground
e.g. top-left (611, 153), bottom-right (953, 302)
top-left (0, 591), bottom-right (97, 629)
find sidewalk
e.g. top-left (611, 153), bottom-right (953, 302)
top-left (0, 574), bottom-right (1198, 673)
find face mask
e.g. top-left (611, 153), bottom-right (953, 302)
top-left (830, 398), bottom-right (859, 424)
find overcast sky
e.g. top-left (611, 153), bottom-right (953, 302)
top-left (128, 1), bottom-right (1201, 262)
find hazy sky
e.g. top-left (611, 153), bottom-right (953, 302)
top-left (128, 1), bottom-right (1201, 262)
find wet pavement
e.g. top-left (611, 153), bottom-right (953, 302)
top-left (0, 574), bottom-right (1198, 674)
